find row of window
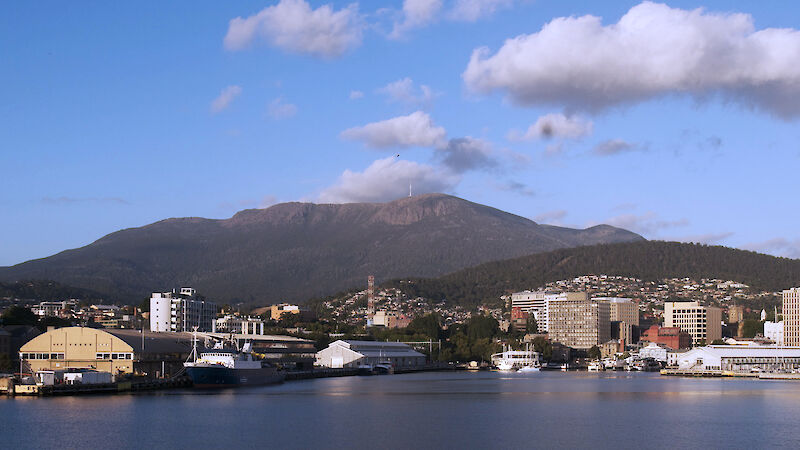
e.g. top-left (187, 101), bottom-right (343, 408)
top-left (21, 353), bottom-right (64, 360)
top-left (96, 353), bottom-right (133, 360)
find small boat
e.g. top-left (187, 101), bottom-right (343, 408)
top-left (518, 364), bottom-right (540, 373)
top-left (357, 364), bottom-right (374, 376)
top-left (373, 362), bottom-right (394, 375)
top-left (496, 359), bottom-right (515, 371)
top-left (587, 361), bottom-right (605, 372)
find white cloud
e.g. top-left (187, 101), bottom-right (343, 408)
top-left (341, 111), bottom-right (446, 149)
top-left (435, 137), bottom-right (496, 173)
top-left (593, 139), bottom-right (642, 156)
top-left (268, 97), bottom-right (298, 119)
top-left (674, 232), bottom-right (735, 245)
top-left (743, 238), bottom-right (800, 259)
top-left (597, 211), bottom-right (689, 236)
top-left (224, 0), bottom-right (363, 58)
top-left (349, 90), bottom-right (364, 100)
top-left (448, 0), bottom-right (514, 22)
top-left (319, 156), bottom-right (458, 203)
top-left (463, 2), bottom-right (800, 117)
top-left (377, 77), bottom-right (438, 108)
top-left (210, 85), bottom-right (242, 113)
top-left (510, 113), bottom-right (593, 141)
top-left (390, 0), bottom-right (443, 39)
top-left (534, 210), bottom-right (567, 224)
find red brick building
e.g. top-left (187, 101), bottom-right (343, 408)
top-left (640, 325), bottom-right (692, 349)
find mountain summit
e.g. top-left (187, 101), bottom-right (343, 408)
top-left (0, 194), bottom-right (643, 303)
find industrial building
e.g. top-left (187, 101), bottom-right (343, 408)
top-left (150, 287), bottom-right (218, 332)
top-left (664, 301), bottom-right (722, 346)
top-left (316, 340), bottom-right (426, 369)
top-left (673, 345), bottom-right (800, 373)
top-left (19, 327), bottom-right (192, 378)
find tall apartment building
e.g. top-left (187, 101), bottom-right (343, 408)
top-left (547, 293), bottom-right (610, 349)
top-left (663, 301), bottom-right (721, 346)
top-left (597, 297), bottom-right (639, 326)
top-left (783, 288), bottom-right (800, 346)
top-left (150, 287), bottom-right (217, 332)
top-left (510, 290), bottom-right (550, 331)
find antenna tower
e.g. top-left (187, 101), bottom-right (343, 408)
top-left (367, 275), bottom-right (375, 317)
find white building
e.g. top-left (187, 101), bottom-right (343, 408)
top-left (316, 340), bottom-right (426, 369)
top-left (764, 321), bottom-right (784, 345)
top-left (511, 290), bottom-right (550, 331)
top-left (213, 315), bottom-right (265, 335)
top-left (675, 345), bottom-right (800, 373)
top-left (639, 342), bottom-right (671, 362)
top-left (31, 300), bottom-right (77, 317)
top-left (150, 287), bottom-right (217, 333)
top-left (664, 301), bottom-right (722, 346)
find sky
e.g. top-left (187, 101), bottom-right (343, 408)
top-left (2, 0), bottom-right (800, 266)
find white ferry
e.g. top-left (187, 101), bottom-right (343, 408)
top-left (491, 345), bottom-right (541, 372)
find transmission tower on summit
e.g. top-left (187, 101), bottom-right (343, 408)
top-left (367, 275), bottom-right (375, 318)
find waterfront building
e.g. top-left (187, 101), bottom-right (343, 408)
top-left (511, 290), bottom-right (550, 331)
top-left (663, 301), bottom-right (722, 346)
top-left (316, 340), bottom-right (426, 369)
top-left (783, 288), bottom-right (800, 346)
top-left (640, 325), bottom-right (692, 349)
top-left (639, 342), bottom-right (672, 362)
top-left (372, 310), bottom-right (412, 328)
top-left (150, 287), bottom-right (217, 333)
top-left (213, 315), bottom-right (265, 335)
top-left (199, 331), bottom-right (316, 370)
top-left (675, 345), bottom-right (800, 373)
top-left (546, 293), bottom-right (610, 350)
top-left (269, 303), bottom-right (316, 322)
top-left (19, 327), bottom-right (192, 378)
top-left (600, 339), bottom-right (621, 359)
top-left (764, 321), bottom-right (784, 346)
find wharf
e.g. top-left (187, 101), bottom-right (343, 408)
top-left (661, 368), bottom-right (760, 378)
top-left (5, 376), bottom-right (192, 397)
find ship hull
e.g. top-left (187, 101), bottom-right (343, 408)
top-left (186, 366), bottom-right (285, 388)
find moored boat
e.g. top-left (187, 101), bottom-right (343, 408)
top-left (184, 339), bottom-right (284, 388)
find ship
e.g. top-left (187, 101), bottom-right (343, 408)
top-left (184, 338), bottom-right (285, 388)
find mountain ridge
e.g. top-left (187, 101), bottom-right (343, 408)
top-left (0, 194), bottom-right (643, 303)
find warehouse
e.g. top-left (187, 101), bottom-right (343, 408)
top-left (674, 345), bottom-right (800, 373)
top-left (316, 340), bottom-right (426, 369)
top-left (19, 327), bottom-right (192, 378)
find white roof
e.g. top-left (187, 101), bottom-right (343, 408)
top-left (690, 345), bottom-right (800, 358)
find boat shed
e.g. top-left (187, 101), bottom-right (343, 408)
top-left (675, 345), bottom-right (800, 373)
top-left (316, 340), bottom-right (426, 369)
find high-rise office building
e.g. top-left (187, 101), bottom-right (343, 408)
top-left (663, 301), bottom-right (721, 346)
top-left (547, 293), bottom-right (610, 349)
top-left (783, 288), bottom-right (800, 346)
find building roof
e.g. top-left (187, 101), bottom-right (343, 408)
top-left (106, 329), bottom-right (192, 354)
top-left (683, 345), bottom-right (800, 358)
top-left (199, 332), bottom-right (312, 343)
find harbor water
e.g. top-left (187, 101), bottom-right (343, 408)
top-left (3, 371), bottom-right (800, 449)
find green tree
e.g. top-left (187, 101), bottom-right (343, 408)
top-left (587, 345), bottom-right (601, 360)
top-left (1, 306), bottom-right (38, 326)
top-left (711, 339), bottom-right (726, 345)
top-left (525, 315), bottom-right (538, 334)
top-left (532, 336), bottom-right (552, 361)
top-left (408, 314), bottom-right (441, 339)
top-left (466, 315), bottom-right (499, 341)
top-left (740, 319), bottom-right (764, 338)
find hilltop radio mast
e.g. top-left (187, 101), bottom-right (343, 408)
top-left (367, 275), bottom-right (375, 317)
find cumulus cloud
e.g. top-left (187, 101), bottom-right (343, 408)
top-left (390, 0), bottom-right (443, 39)
top-left (463, 2), bottom-right (800, 117)
top-left (509, 113), bottom-right (593, 141)
top-left (377, 78), bottom-right (438, 108)
top-left (449, 0), bottom-right (514, 22)
top-left (349, 90), bottom-right (364, 100)
top-left (341, 111), bottom-right (447, 149)
top-left (596, 211), bottom-right (689, 236)
top-left (319, 156), bottom-right (458, 203)
top-left (268, 97), bottom-right (298, 119)
top-left (210, 85), bottom-right (242, 113)
top-left (224, 0), bottom-right (363, 58)
top-left (593, 139), bottom-right (643, 156)
top-left (534, 210), bottom-right (567, 224)
top-left (743, 238), bottom-right (800, 259)
top-left (435, 137), bottom-right (496, 173)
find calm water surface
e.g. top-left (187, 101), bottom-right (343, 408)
top-left (3, 371), bottom-right (800, 449)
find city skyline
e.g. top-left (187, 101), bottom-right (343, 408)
top-left (3, 0), bottom-right (800, 266)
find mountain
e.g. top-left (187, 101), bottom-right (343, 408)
top-left (0, 194), bottom-right (643, 303)
top-left (382, 241), bottom-right (800, 307)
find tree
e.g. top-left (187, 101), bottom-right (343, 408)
top-left (525, 315), bottom-right (538, 334)
top-left (588, 345), bottom-right (601, 360)
top-left (1, 306), bottom-right (38, 326)
top-left (466, 315), bottom-right (499, 341)
top-left (408, 314), bottom-right (441, 339)
top-left (740, 319), bottom-right (764, 338)
top-left (711, 339), bottom-right (726, 345)
top-left (532, 336), bottom-right (552, 361)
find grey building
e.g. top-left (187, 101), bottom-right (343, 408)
top-left (316, 340), bottom-right (426, 369)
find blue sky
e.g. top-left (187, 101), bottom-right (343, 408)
top-left (2, 0), bottom-right (800, 266)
